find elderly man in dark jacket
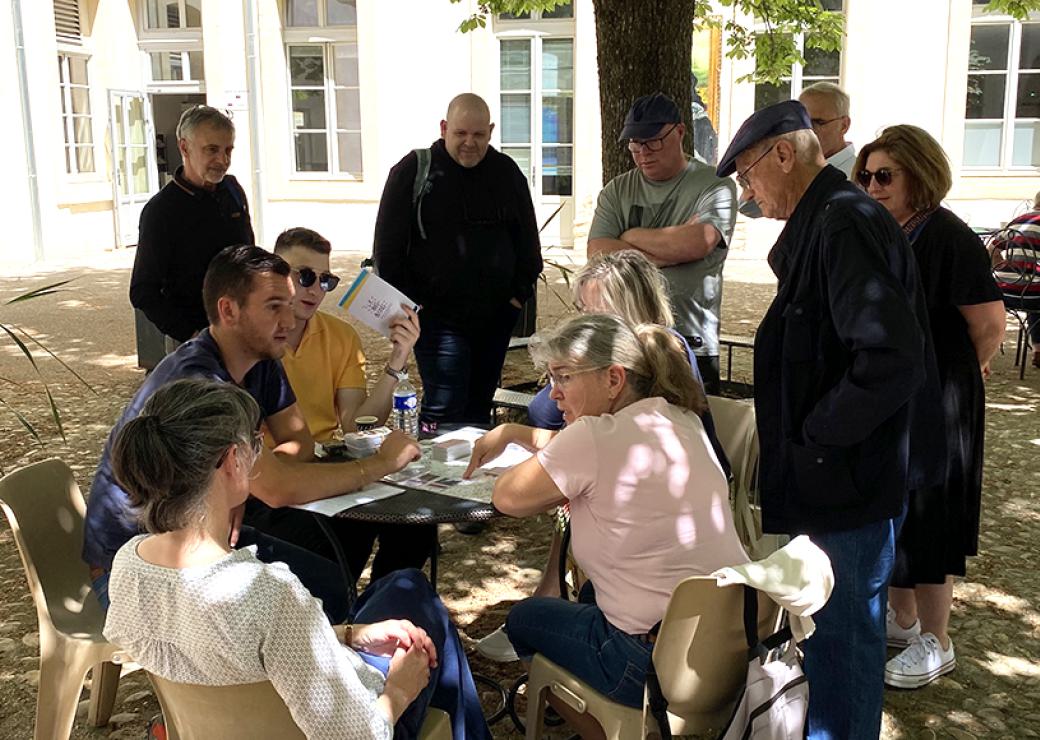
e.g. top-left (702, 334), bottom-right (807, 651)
top-left (717, 101), bottom-right (933, 740)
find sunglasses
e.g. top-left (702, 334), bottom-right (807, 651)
top-left (855, 167), bottom-right (904, 188)
top-left (627, 124), bottom-right (679, 153)
top-left (292, 267), bottom-right (340, 292)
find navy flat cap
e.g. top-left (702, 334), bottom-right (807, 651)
top-left (619, 93), bottom-right (682, 141)
top-left (716, 100), bottom-right (813, 177)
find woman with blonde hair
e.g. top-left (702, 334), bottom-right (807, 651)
top-left (465, 314), bottom-right (747, 727)
top-left (855, 125), bottom-right (1005, 689)
top-left (103, 378), bottom-right (491, 739)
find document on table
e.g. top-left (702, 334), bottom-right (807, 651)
top-left (338, 269), bottom-right (418, 338)
top-left (292, 483), bottom-right (405, 516)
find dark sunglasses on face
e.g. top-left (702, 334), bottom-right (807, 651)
top-left (293, 267), bottom-right (340, 292)
top-left (856, 167), bottom-right (903, 188)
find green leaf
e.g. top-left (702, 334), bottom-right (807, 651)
top-left (44, 386), bottom-right (66, 443)
top-left (4, 279), bottom-right (75, 305)
top-left (15, 328), bottom-right (96, 394)
top-left (0, 323), bottom-right (40, 374)
top-left (0, 397), bottom-right (43, 446)
top-left (539, 202), bottom-right (567, 234)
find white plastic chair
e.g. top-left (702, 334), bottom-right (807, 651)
top-left (0, 459), bottom-right (126, 739)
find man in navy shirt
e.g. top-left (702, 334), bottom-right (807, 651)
top-left (86, 246), bottom-right (421, 619)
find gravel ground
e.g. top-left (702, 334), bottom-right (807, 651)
top-left (0, 248), bottom-right (1036, 739)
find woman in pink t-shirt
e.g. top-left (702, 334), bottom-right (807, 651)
top-left (466, 313), bottom-right (748, 720)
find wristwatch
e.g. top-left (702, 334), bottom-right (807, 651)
top-left (384, 364), bottom-right (408, 382)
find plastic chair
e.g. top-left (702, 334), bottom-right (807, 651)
top-left (524, 578), bottom-right (781, 739)
top-left (0, 459), bottom-right (125, 739)
top-left (706, 395), bottom-right (786, 560)
top-left (147, 673), bottom-right (452, 740)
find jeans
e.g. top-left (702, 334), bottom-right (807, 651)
top-left (505, 582), bottom-right (654, 708)
top-left (802, 516), bottom-right (899, 740)
top-left (90, 525), bottom-right (352, 623)
top-left (413, 306), bottom-right (519, 426)
top-left (695, 354), bottom-right (721, 396)
top-left (243, 500), bottom-right (435, 584)
top-left (352, 569), bottom-right (492, 739)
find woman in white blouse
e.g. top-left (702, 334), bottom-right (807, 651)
top-left (103, 378), bottom-right (490, 740)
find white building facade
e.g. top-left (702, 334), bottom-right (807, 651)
top-left (2, 0), bottom-right (1037, 266)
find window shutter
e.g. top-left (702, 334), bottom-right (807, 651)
top-left (53, 0), bottom-right (82, 45)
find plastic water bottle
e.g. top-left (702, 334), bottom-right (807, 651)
top-left (392, 375), bottom-right (420, 438)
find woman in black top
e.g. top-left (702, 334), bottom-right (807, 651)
top-left (855, 125), bottom-right (1005, 689)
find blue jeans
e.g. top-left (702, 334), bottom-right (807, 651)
top-left (802, 517), bottom-right (899, 740)
top-left (413, 306), bottom-right (519, 426)
top-left (505, 582), bottom-right (654, 708)
top-left (90, 525), bottom-right (352, 624)
top-left (352, 569), bottom-right (491, 740)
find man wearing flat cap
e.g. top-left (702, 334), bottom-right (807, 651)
top-left (588, 93), bottom-right (736, 393)
top-left (717, 100), bottom-right (940, 739)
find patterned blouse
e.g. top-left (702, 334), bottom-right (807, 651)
top-left (103, 536), bottom-right (393, 740)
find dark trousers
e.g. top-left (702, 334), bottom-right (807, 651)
top-left (695, 354), bottom-right (721, 396)
top-left (353, 569), bottom-right (492, 739)
top-left (243, 500), bottom-right (435, 584)
top-left (413, 306), bottom-right (519, 426)
top-left (91, 525), bottom-right (352, 624)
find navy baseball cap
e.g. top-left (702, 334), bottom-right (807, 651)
top-left (716, 100), bottom-right (813, 177)
top-left (619, 93), bottom-right (682, 141)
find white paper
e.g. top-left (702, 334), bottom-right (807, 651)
top-left (337, 269), bottom-right (418, 338)
top-left (292, 483), bottom-right (405, 516)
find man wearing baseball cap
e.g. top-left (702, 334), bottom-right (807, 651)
top-left (717, 100), bottom-right (939, 739)
top-left (587, 92), bottom-right (736, 394)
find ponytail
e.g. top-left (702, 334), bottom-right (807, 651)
top-left (632, 324), bottom-right (707, 416)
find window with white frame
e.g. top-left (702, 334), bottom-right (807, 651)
top-left (285, 0), bottom-right (362, 176)
top-left (752, 0), bottom-right (843, 109)
top-left (144, 0), bottom-right (201, 30)
top-left (58, 53), bottom-right (95, 174)
top-left (964, 4), bottom-right (1040, 169)
top-left (496, 6), bottom-right (574, 197)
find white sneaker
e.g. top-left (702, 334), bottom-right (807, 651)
top-left (886, 606), bottom-right (921, 649)
top-left (475, 625), bottom-right (519, 663)
top-left (884, 633), bottom-right (955, 689)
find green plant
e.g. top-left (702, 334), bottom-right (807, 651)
top-left (1, 280), bottom-right (96, 451)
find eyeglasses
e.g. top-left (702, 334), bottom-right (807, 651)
top-left (810, 116), bottom-right (844, 129)
top-left (855, 167), bottom-right (904, 188)
top-left (292, 267), bottom-right (340, 292)
top-left (547, 367), bottom-right (602, 389)
top-left (216, 431), bottom-right (265, 469)
top-left (736, 143), bottom-right (776, 190)
top-left (627, 124), bottom-right (679, 153)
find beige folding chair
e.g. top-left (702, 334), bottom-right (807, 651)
top-left (706, 395), bottom-right (787, 560)
top-left (147, 672), bottom-right (452, 740)
top-left (525, 577), bottom-right (780, 739)
top-left (0, 459), bottom-right (125, 739)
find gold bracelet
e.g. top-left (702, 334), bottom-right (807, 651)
top-left (356, 458), bottom-right (367, 485)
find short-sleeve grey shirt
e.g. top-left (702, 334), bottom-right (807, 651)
top-left (588, 158), bottom-right (737, 355)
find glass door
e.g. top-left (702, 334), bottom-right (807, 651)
top-left (499, 36), bottom-right (575, 247)
top-left (110, 91), bottom-right (158, 247)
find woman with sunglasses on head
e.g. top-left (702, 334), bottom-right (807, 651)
top-left (104, 378), bottom-right (492, 740)
top-left (854, 125), bottom-right (1005, 689)
top-left (464, 314), bottom-right (747, 733)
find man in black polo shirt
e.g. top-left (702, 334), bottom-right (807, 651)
top-left (130, 105), bottom-right (254, 348)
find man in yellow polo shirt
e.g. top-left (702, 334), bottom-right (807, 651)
top-left (263, 226), bottom-right (428, 581)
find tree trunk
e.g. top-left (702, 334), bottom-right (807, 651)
top-left (592, 0), bottom-right (697, 184)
